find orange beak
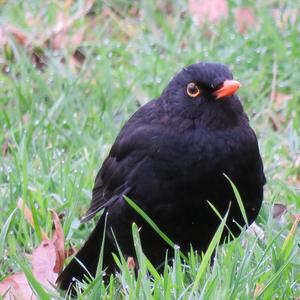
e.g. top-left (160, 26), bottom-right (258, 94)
top-left (213, 80), bottom-right (241, 99)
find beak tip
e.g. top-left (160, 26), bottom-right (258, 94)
top-left (214, 80), bottom-right (241, 99)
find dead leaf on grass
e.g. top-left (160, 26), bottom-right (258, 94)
top-left (0, 272), bottom-right (33, 300)
top-left (17, 198), bottom-right (48, 240)
top-left (0, 204), bottom-right (65, 299)
top-left (272, 203), bottom-right (288, 224)
top-left (50, 209), bottom-right (65, 273)
top-left (272, 92), bottom-right (292, 112)
top-left (188, 0), bottom-right (228, 27)
top-left (235, 8), bottom-right (256, 34)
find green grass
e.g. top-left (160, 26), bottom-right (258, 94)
top-left (0, 0), bottom-right (300, 299)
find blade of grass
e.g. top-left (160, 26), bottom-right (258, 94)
top-left (223, 173), bottom-right (249, 226)
top-left (124, 196), bottom-right (188, 261)
top-left (254, 252), bottom-right (297, 299)
top-left (189, 209), bottom-right (228, 298)
top-left (0, 208), bottom-right (17, 258)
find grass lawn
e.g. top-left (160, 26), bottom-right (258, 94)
top-left (0, 1), bottom-right (299, 299)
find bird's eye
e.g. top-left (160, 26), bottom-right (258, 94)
top-left (187, 82), bottom-right (200, 98)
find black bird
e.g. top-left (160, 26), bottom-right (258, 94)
top-left (57, 62), bottom-right (265, 291)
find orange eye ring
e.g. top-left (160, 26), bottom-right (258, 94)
top-left (187, 82), bottom-right (200, 98)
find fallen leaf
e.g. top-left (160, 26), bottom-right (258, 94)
top-left (64, 246), bottom-right (77, 259)
top-left (2, 138), bottom-right (11, 157)
top-left (1, 1), bottom-right (94, 72)
top-left (50, 209), bottom-right (65, 273)
top-left (189, 0), bottom-right (228, 27)
top-left (272, 92), bottom-right (292, 111)
top-left (31, 240), bottom-right (58, 290)
top-left (0, 272), bottom-right (33, 300)
top-left (3, 25), bottom-right (27, 45)
top-left (272, 203), bottom-right (288, 224)
top-left (235, 8), bottom-right (256, 34)
top-left (40, 0), bottom-right (94, 47)
top-left (0, 205), bottom-right (65, 299)
top-left (17, 198), bottom-right (48, 240)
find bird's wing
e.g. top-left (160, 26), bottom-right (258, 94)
top-left (82, 100), bottom-right (161, 222)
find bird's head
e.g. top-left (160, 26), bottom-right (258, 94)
top-left (161, 62), bottom-right (244, 127)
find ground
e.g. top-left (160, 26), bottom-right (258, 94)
top-left (0, 1), bottom-right (299, 299)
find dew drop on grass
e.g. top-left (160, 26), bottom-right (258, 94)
top-left (103, 38), bottom-right (109, 45)
top-left (255, 48), bottom-right (261, 54)
top-left (96, 55), bottom-right (102, 61)
top-left (34, 120), bottom-right (39, 125)
top-left (235, 56), bottom-right (242, 63)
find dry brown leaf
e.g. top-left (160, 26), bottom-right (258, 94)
top-left (40, 0), bottom-right (94, 47)
top-left (1, 1), bottom-right (94, 71)
top-left (0, 241), bottom-right (58, 299)
top-left (235, 8), bottom-right (256, 34)
top-left (2, 25), bottom-right (27, 45)
top-left (272, 203), bottom-right (288, 224)
top-left (0, 272), bottom-right (33, 300)
top-left (2, 138), bottom-right (11, 157)
top-left (0, 207), bottom-right (65, 299)
top-left (64, 246), bottom-right (77, 259)
top-left (31, 240), bottom-right (58, 290)
top-left (17, 198), bottom-right (48, 240)
top-left (272, 92), bottom-right (292, 111)
top-left (0, 26), bottom-right (7, 47)
top-left (50, 209), bottom-right (65, 273)
top-left (189, 0), bottom-right (228, 27)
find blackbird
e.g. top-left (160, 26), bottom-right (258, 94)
top-left (58, 62), bottom-right (265, 291)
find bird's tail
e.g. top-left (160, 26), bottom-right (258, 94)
top-left (57, 214), bottom-right (115, 293)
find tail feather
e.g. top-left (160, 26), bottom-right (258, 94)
top-left (57, 215), bottom-right (115, 292)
